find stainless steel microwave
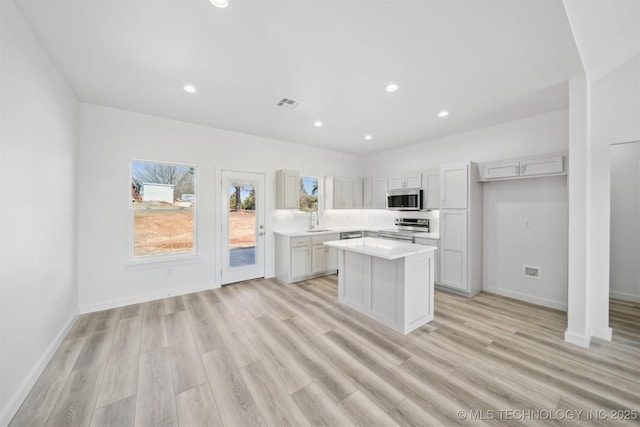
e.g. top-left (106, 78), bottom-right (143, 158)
top-left (387, 188), bottom-right (423, 211)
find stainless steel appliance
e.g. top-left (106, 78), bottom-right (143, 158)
top-left (340, 230), bottom-right (363, 240)
top-left (387, 188), bottom-right (423, 211)
top-left (378, 218), bottom-right (429, 242)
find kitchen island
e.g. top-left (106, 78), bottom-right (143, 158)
top-left (324, 237), bottom-right (436, 334)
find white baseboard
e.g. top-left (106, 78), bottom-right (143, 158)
top-left (79, 281), bottom-right (219, 313)
top-left (591, 326), bottom-right (613, 341)
top-left (483, 286), bottom-right (567, 311)
top-left (564, 330), bottom-right (591, 348)
top-left (0, 313), bottom-right (78, 427)
top-left (609, 290), bottom-right (640, 303)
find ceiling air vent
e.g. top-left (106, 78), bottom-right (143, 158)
top-left (276, 98), bottom-right (304, 110)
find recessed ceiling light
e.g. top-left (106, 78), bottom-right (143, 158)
top-left (364, 134), bottom-right (373, 140)
top-left (183, 84), bottom-right (197, 93)
top-left (209, 0), bottom-right (229, 8)
top-left (438, 110), bottom-right (449, 118)
top-left (314, 121), bottom-right (323, 127)
top-left (385, 83), bottom-right (399, 93)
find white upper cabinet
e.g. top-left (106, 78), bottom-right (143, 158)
top-left (388, 173), bottom-right (422, 190)
top-left (519, 155), bottom-right (563, 176)
top-left (334, 176), bottom-right (353, 209)
top-left (440, 162), bottom-right (468, 209)
top-left (422, 169), bottom-right (440, 209)
top-left (482, 160), bottom-right (520, 179)
top-left (480, 154), bottom-right (565, 181)
top-left (363, 177), bottom-right (387, 209)
top-left (327, 176), bottom-right (365, 209)
top-left (352, 178), bottom-right (364, 208)
top-left (276, 169), bottom-right (299, 209)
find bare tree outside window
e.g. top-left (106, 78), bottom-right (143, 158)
top-left (131, 160), bottom-right (197, 258)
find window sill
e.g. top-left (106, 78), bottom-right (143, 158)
top-left (126, 253), bottom-right (200, 270)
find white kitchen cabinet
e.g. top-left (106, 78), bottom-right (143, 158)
top-left (327, 176), bottom-right (365, 209)
top-left (438, 161), bottom-right (483, 297)
top-left (479, 154), bottom-right (565, 181)
top-left (440, 162), bottom-right (468, 209)
top-left (363, 177), bottom-right (387, 209)
top-left (311, 244), bottom-right (328, 273)
top-left (520, 155), bottom-right (563, 176)
top-left (388, 173), bottom-right (422, 190)
top-left (275, 169), bottom-right (300, 209)
top-left (352, 178), bottom-right (364, 208)
top-left (422, 169), bottom-right (440, 209)
top-left (439, 211), bottom-right (467, 291)
top-left (482, 160), bottom-right (520, 180)
top-left (414, 237), bottom-right (439, 284)
top-left (334, 176), bottom-right (353, 209)
top-left (275, 232), bottom-right (339, 283)
top-left (291, 245), bottom-right (311, 278)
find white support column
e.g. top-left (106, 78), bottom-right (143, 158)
top-left (565, 74), bottom-right (592, 347)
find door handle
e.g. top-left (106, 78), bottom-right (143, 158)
top-left (258, 232), bottom-right (265, 236)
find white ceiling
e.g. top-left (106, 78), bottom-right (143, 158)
top-left (15, 0), bottom-right (586, 154)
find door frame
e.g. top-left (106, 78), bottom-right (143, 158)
top-left (220, 170), bottom-right (266, 285)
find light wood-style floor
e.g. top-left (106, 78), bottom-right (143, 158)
top-left (10, 276), bottom-right (640, 426)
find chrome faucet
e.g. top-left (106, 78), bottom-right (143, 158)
top-left (309, 208), bottom-right (319, 230)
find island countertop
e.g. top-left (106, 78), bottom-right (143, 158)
top-left (324, 237), bottom-right (436, 260)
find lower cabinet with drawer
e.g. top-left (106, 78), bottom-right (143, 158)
top-left (275, 233), bottom-right (340, 283)
top-left (413, 237), bottom-right (440, 284)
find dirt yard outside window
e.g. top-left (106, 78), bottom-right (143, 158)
top-left (133, 208), bottom-right (255, 256)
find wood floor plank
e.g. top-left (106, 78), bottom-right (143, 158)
top-left (388, 398), bottom-right (447, 427)
top-left (95, 355), bottom-right (138, 408)
top-left (183, 292), bottom-right (223, 353)
top-left (215, 285), bottom-right (249, 314)
top-left (201, 348), bottom-right (267, 427)
top-left (134, 348), bottom-right (177, 427)
top-left (73, 329), bottom-right (115, 371)
top-left (285, 315), bottom-right (405, 411)
top-left (205, 300), bottom-right (261, 368)
top-left (46, 362), bottom-right (106, 427)
top-left (163, 295), bottom-right (186, 315)
top-left (338, 390), bottom-right (401, 427)
top-left (291, 383), bottom-right (356, 427)
top-left (90, 395), bottom-right (136, 427)
top-left (239, 360), bottom-right (312, 427)
top-left (108, 316), bottom-right (142, 361)
top-left (227, 281), bottom-right (270, 318)
top-left (9, 336), bottom-right (88, 426)
top-left (175, 383), bottom-right (223, 427)
top-left (260, 314), bottom-right (358, 403)
top-left (140, 300), bottom-right (168, 353)
top-left (10, 277), bottom-right (640, 427)
top-left (234, 311), bottom-right (314, 394)
top-left (166, 310), bottom-right (208, 394)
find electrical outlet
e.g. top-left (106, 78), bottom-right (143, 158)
top-left (522, 218), bottom-right (532, 229)
top-left (523, 265), bottom-right (541, 280)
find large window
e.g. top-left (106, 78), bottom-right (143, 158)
top-left (130, 160), bottom-right (196, 260)
top-left (299, 176), bottom-right (319, 212)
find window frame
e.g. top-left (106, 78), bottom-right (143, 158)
top-left (297, 175), bottom-right (322, 213)
top-left (128, 159), bottom-right (199, 265)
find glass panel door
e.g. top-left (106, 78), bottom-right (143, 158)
top-left (221, 171), bottom-right (265, 284)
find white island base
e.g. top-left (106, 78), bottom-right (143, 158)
top-left (324, 238), bottom-right (435, 335)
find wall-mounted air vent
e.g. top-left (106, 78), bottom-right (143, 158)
top-left (276, 98), bottom-right (304, 110)
top-left (523, 265), bottom-right (541, 280)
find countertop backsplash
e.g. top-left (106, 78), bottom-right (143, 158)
top-left (272, 208), bottom-right (439, 234)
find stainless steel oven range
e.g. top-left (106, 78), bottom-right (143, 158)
top-left (378, 218), bottom-right (429, 242)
